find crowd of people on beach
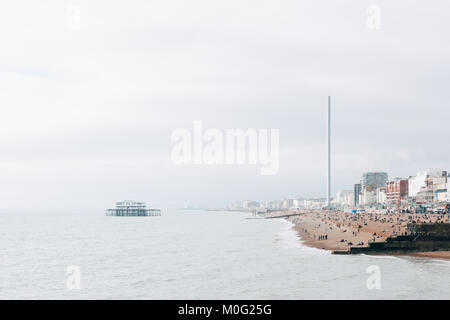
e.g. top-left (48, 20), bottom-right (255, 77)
top-left (277, 209), bottom-right (449, 250)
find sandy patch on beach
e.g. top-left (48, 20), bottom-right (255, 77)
top-left (267, 210), bottom-right (450, 260)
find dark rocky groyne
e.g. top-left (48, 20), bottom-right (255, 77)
top-left (333, 223), bottom-right (450, 255)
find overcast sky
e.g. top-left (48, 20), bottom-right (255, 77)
top-left (0, 1), bottom-right (449, 211)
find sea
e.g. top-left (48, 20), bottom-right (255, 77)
top-left (0, 209), bottom-right (449, 299)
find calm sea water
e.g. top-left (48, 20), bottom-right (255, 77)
top-left (0, 209), bottom-right (449, 299)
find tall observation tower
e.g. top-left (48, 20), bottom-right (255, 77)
top-left (327, 96), bottom-right (331, 208)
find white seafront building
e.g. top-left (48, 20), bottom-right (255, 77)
top-left (408, 169), bottom-right (446, 198)
top-left (334, 190), bottom-right (354, 207)
top-left (361, 186), bottom-right (377, 206)
top-left (304, 198), bottom-right (327, 209)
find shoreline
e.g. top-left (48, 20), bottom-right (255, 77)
top-left (278, 210), bottom-right (450, 260)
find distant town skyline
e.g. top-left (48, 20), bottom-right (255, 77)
top-left (226, 168), bottom-right (449, 213)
